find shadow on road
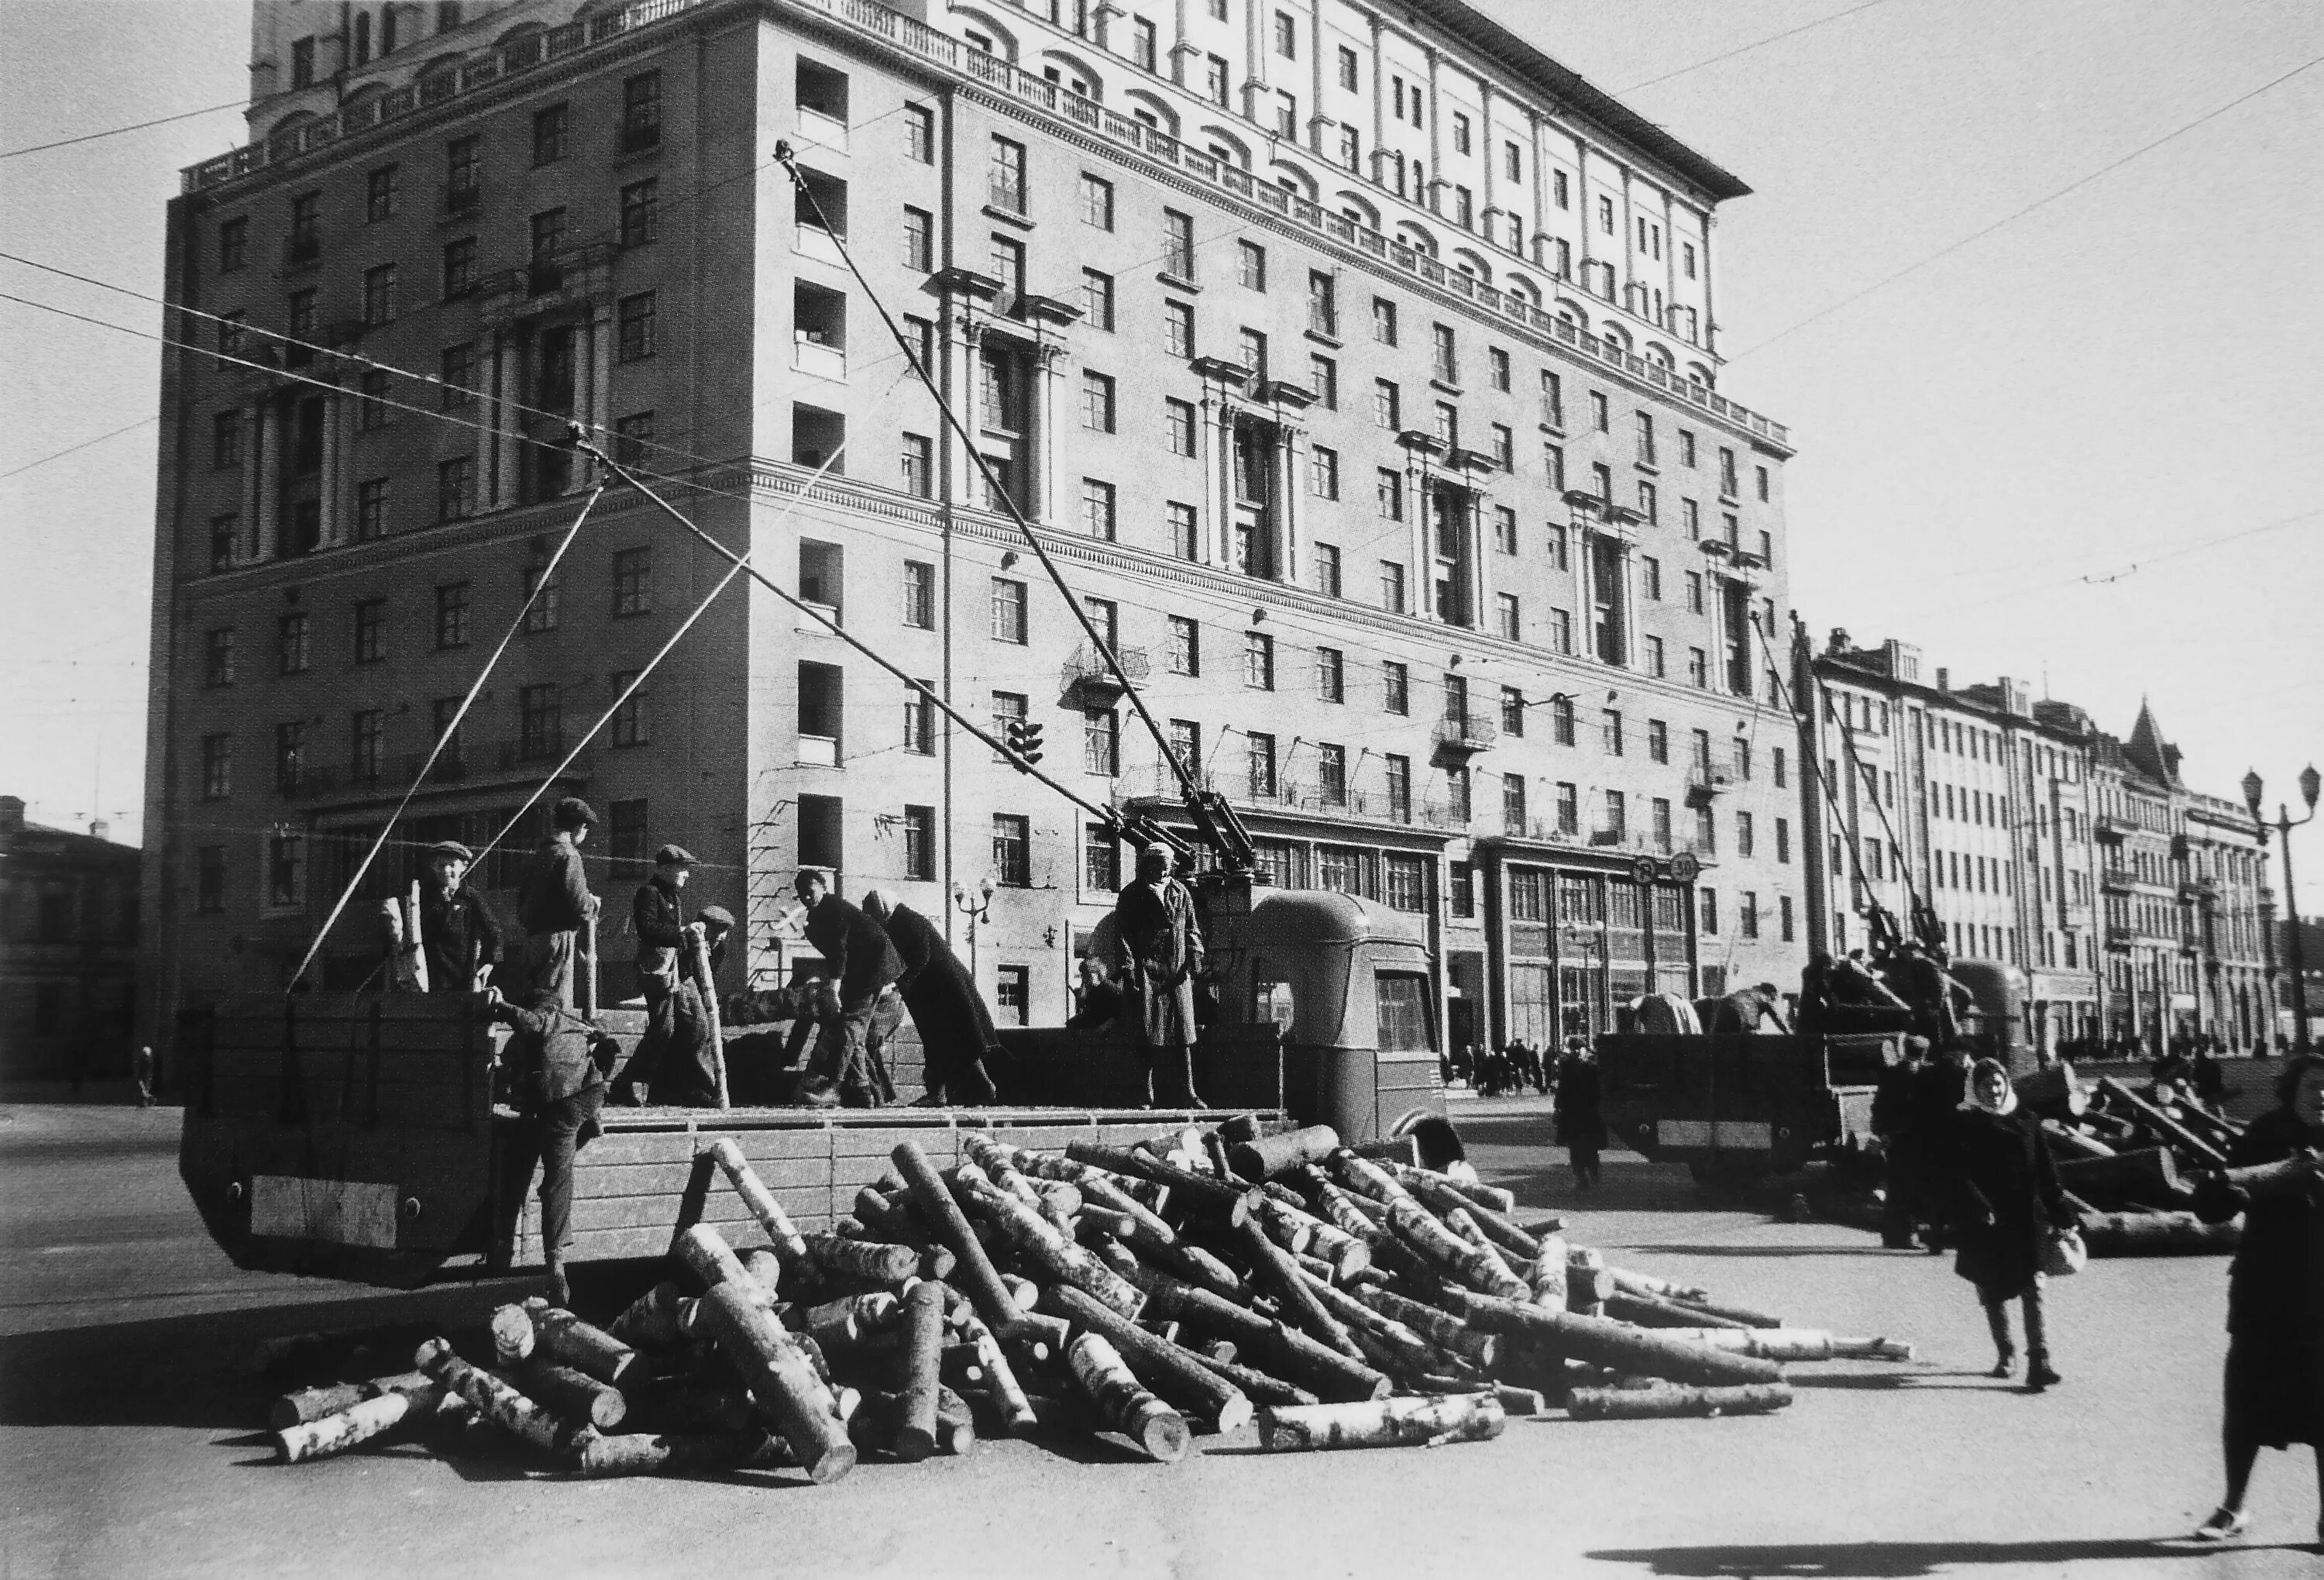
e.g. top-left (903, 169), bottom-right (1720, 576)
top-left (1627, 1244), bottom-right (1900, 1258)
top-left (1585, 1537), bottom-right (2296, 1575)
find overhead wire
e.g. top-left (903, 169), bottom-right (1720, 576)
top-left (0, 100), bottom-right (246, 160)
top-left (1611, 0), bottom-right (1902, 95)
top-left (0, 415), bottom-right (156, 483)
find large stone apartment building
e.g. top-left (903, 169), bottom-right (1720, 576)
top-left (143, 0), bottom-right (1806, 1060)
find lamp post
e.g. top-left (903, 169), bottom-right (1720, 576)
top-left (954, 876), bottom-right (997, 983)
top-left (2243, 763), bottom-right (2319, 1053)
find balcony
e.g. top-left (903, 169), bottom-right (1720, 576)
top-left (1061, 644), bottom-right (1150, 706)
top-left (794, 222), bottom-right (846, 270)
top-left (441, 182), bottom-right (482, 219)
top-left (1432, 714), bottom-right (1497, 759)
top-left (797, 734), bottom-right (839, 768)
top-left (792, 334), bottom-right (846, 380)
top-left (281, 232), bottom-right (321, 270)
top-left (2095, 812), bottom-right (2136, 841)
top-left (1684, 762), bottom-right (1735, 806)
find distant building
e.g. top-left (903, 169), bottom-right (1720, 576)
top-left (0, 797), bottom-right (142, 1083)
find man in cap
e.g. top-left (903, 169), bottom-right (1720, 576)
top-left (861, 890), bottom-right (1002, 1105)
top-left (612, 904), bottom-right (736, 1107)
top-left (1067, 955), bottom-right (1125, 1030)
top-left (632, 843), bottom-right (697, 1017)
top-left (517, 797), bottom-right (598, 1007)
top-left (1114, 844), bottom-right (1208, 1107)
top-left (484, 983), bottom-right (610, 1306)
top-left (1708, 980), bottom-right (1790, 1035)
top-left (418, 839), bottom-right (502, 993)
top-left (794, 868), bottom-right (903, 1108)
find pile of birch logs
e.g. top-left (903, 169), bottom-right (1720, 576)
top-left (2028, 1068), bottom-right (2252, 1255)
top-left (264, 1118), bottom-right (1916, 1477)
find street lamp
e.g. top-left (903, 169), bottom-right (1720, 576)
top-left (954, 876), bottom-right (998, 979)
top-left (2243, 763), bottom-right (2320, 1052)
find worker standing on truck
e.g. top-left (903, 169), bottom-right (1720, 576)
top-left (418, 840), bottom-right (501, 993)
top-left (517, 797), bottom-right (598, 1007)
top-left (631, 844), bottom-right (695, 1013)
top-left (485, 983), bottom-right (609, 1306)
top-left (795, 869), bottom-right (903, 1108)
top-left (1068, 956), bottom-right (1125, 1030)
top-left (861, 890), bottom-right (1002, 1106)
top-left (611, 904), bottom-right (732, 1107)
top-left (1115, 845), bottom-right (1208, 1108)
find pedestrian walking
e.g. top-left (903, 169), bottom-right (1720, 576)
top-left (1873, 1036), bottom-right (1930, 1248)
top-left (1556, 1038), bottom-right (1606, 1191)
top-left (1948, 1057), bottom-right (2068, 1392)
top-left (861, 890), bottom-right (1002, 1104)
top-left (516, 797), bottom-right (597, 1007)
top-left (2190, 1053), bottom-right (2324, 1544)
top-left (1114, 845), bottom-right (1208, 1108)
top-left (485, 983), bottom-right (610, 1306)
top-left (418, 840), bottom-right (501, 993)
top-left (794, 868), bottom-right (903, 1108)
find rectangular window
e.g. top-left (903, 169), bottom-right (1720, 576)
top-left (1556, 781), bottom-right (1580, 835)
top-left (1779, 894), bottom-right (1795, 940)
top-left (523, 559), bottom-right (561, 632)
top-left (352, 599), bottom-right (384, 664)
top-left (618, 178), bottom-right (660, 249)
top-left (212, 410), bottom-right (243, 469)
top-left (1432, 322), bottom-right (1457, 383)
top-left (1544, 443), bottom-right (1565, 491)
top-left (1081, 820), bottom-right (1119, 893)
top-left (1164, 398), bottom-right (1196, 457)
top-left (1080, 370), bottom-right (1117, 432)
top-left (1737, 811), bottom-right (1755, 859)
top-left (199, 733), bottom-right (232, 800)
top-left (433, 582), bottom-right (469, 649)
top-left (1687, 647), bottom-right (1709, 688)
top-left (518, 683), bottom-right (562, 761)
top-left (1491, 424), bottom-right (1514, 471)
top-left (1312, 542), bottom-right (1342, 598)
top-left (1079, 174), bottom-right (1116, 231)
top-left (1237, 239), bottom-right (1267, 291)
top-left (204, 626), bottom-right (236, 688)
top-left (274, 721), bottom-right (306, 795)
top-left (1135, 19), bottom-right (1160, 73)
top-left (1644, 635), bottom-right (1666, 678)
top-left (1315, 646), bottom-right (1345, 703)
top-left (1720, 446), bottom-right (1739, 497)
top-left (1166, 615), bottom-right (1200, 676)
top-left (1308, 443), bottom-right (1340, 500)
top-left (218, 217), bottom-right (247, 273)
top-left (1083, 708), bottom-right (1120, 776)
top-left (1501, 686), bottom-right (1526, 735)
top-left (533, 103), bottom-right (569, 165)
top-left (989, 577), bottom-right (1030, 643)
top-left (1384, 756), bottom-right (1413, 825)
top-left (897, 804), bottom-right (937, 881)
top-left (1164, 209), bottom-right (1195, 279)
top-left (612, 546), bottom-right (651, 616)
top-left (1372, 297), bottom-right (1397, 345)
top-left (1244, 632), bottom-right (1275, 690)
top-left (366, 164), bottom-right (401, 222)
top-left (435, 456), bottom-right (473, 522)
top-left (996, 963), bottom-right (1030, 1025)
top-left (1246, 731), bottom-right (1277, 798)
top-left (1602, 709), bottom-right (1624, 756)
top-left (902, 683), bottom-right (936, 756)
top-left (1166, 499), bottom-right (1199, 560)
top-left (1080, 478), bottom-right (1118, 539)
top-left (905, 103), bottom-right (934, 163)
top-left (989, 690), bottom-right (1028, 763)
top-left (1205, 53), bottom-right (1230, 105)
top-left (617, 292), bottom-right (657, 362)
top-left (993, 814), bottom-right (1031, 886)
top-left (1549, 608), bottom-right (1573, 656)
top-left (899, 559), bottom-right (936, 629)
top-left (1502, 773), bottom-right (1527, 834)
top-left (1081, 268), bottom-right (1116, 330)
top-left (902, 206), bottom-right (933, 270)
top-left (1164, 300), bottom-right (1195, 359)
top-left (1602, 789), bottom-right (1626, 842)
top-left (1381, 660), bottom-right (1409, 715)
top-left (1495, 592), bottom-right (1520, 641)
top-left (1375, 469), bottom-right (1403, 522)
top-left (621, 69), bottom-right (662, 152)
top-left (1699, 888), bottom-right (1719, 935)
top-left (439, 236), bottom-right (480, 300)
top-left (266, 832), bottom-right (305, 909)
top-left (1315, 743), bottom-right (1347, 806)
top-left (608, 673), bottom-right (648, 749)
top-left (1373, 379), bottom-right (1400, 429)
top-left (1648, 719), bottom-right (1669, 763)
top-left (1487, 346), bottom-right (1511, 391)
top-left (195, 844), bottom-right (225, 911)
top-left (613, 411), bottom-right (655, 468)
top-left (988, 135), bottom-right (1027, 213)
top-left (1446, 767), bottom-right (1471, 823)
top-left (1379, 562), bottom-right (1407, 615)
top-left (438, 342), bottom-right (476, 408)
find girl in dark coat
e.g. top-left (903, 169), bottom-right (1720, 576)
top-left (2191, 1053), bottom-right (2324, 1544)
top-left (1950, 1057), bottom-right (2068, 1391)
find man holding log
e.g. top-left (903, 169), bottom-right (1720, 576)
top-left (794, 869), bottom-right (903, 1109)
top-left (1114, 845), bottom-right (1208, 1108)
top-left (612, 906), bottom-right (733, 1107)
top-left (418, 840), bottom-right (501, 993)
top-left (860, 890), bottom-right (1002, 1105)
top-left (485, 983), bottom-right (610, 1304)
top-left (517, 797), bottom-right (598, 1008)
top-left (631, 845), bottom-right (696, 1014)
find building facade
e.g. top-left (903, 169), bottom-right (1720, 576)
top-left (0, 798), bottom-right (143, 1084)
top-left (144, 0), bottom-right (1804, 1062)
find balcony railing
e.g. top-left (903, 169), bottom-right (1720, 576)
top-left (1061, 644), bottom-right (1150, 704)
top-left (792, 336), bottom-right (847, 380)
top-left (180, 0), bottom-right (1787, 448)
top-left (1138, 766), bottom-right (1463, 828)
top-left (794, 105), bottom-right (847, 151)
top-left (1432, 714), bottom-right (1497, 756)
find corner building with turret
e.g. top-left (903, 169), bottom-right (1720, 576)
top-left (143, 0), bottom-right (1803, 1063)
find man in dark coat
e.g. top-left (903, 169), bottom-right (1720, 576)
top-left (1872, 1036), bottom-right (1932, 1248)
top-left (486, 983), bottom-right (610, 1305)
top-left (1068, 956), bottom-right (1125, 1030)
top-left (517, 797), bottom-right (597, 1007)
top-left (1114, 845), bottom-right (1207, 1107)
top-left (1556, 1038), bottom-right (1606, 1189)
top-left (418, 840), bottom-right (501, 993)
top-left (613, 906), bottom-right (732, 1107)
top-left (1913, 1042), bottom-right (1973, 1251)
top-left (631, 844), bottom-right (696, 1011)
top-left (861, 890), bottom-right (1002, 1104)
top-left (796, 868), bottom-right (903, 1108)
top-left (1707, 981), bottom-right (1789, 1034)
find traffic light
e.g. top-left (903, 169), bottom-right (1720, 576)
top-left (1015, 719), bottom-right (1044, 766)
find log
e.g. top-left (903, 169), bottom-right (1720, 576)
top-left (1226, 1124), bottom-right (1342, 1182)
top-left (2080, 1210), bottom-right (2242, 1257)
top-left (1295, 1268), bottom-right (1437, 1371)
top-left (275, 1386), bottom-right (443, 1464)
top-left (1381, 1167), bottom-right (1541, 1261)
top-left (1527, 1233), bottom-right (1570, 1310)
top-left (608, 1282), bottom-right (688, 1351)
top-left (1043, 1284), bottom-right (1256, 1431)
top-left (1239, 1189), bottom-right (1316, 1256)
top-left (270, 1382), bottom-right (367, 1433)
top-left (1646, 1329), bottom-right (1917, 1363)
top-left (1605, 1267), bottom-right (1710, 1306)
top-left (793, 1292), bottom-right (900, 1351)
top-left (891, 1279), bottom-right (946, 1463)
top-left (688, 928), bottom-right (731, 1110)
top-left (1291, 1166), bottom-right (1387, 1245)
top-left (1565, 1247), bottom-right (1611, 1317)
top-left (2221, 1154), bottom-right (2323, 1200)
top-left (1662, 1293), bottom-right (1783, 1330)
top-left (624, 1384), bottom-right (755, 1434)
top-left (953, 1310), bottom-right (1040, 1436)
top-left (1008, 1145), bottom-right (1178, 1245)
top-left (2013, 1060), bottom-right (2085, 1119)
top-left (1066, 1334), bottom-right (1191, 1463)
top-left (414, 1338), bottom-right (570, 1454)
top-left (1387, 1199), bottom-right (1531, 1299)
top-left (959, 1169), bottom-right (1147, 1318)
top-left (1442, 1208), bottom-right (1528, 1294)
top-left (2095, 1077), bottom-right (2226, 1168)
top-left (1184, 1348), bottom-right (1319, 1408)
top-left (1146, 1240), bottom-right (1248, 1303)
top-left (2040, 1120), bottom-right (2116, 1162)
top-left (1568, 1382), bottom-right (1794, 1420)
top-left (1330, 1150), bottom-right (1420, 1208)
top-left (1377, 1158), bottom-right (1516, 1216)
top-left (1348, 1286), bottom-right (1495, 1365)
top-left (1254, 1185), bottom-right (1373, 1279)
top-left (894, 1140), bottom-right (1023, 1333)
top-left (2056, 1147), bottom-right (2189, 1211)
top-left (1253, 1394), bottom-right (1505, 1452)
top-left (1124, 1269), bottom-right (1386, 1402)
top-left (519, 1361), bottom-right (628, 1430)
top-left (1233, 1195), bottom-right (1361, 1358)
top-left (569, 1428), bottom-right (775, 1478)
top-left (488, 1304), bottom-right (536, 1368)
top-left (532, 1307), bottom-right (640, 1389)
top-left (673, 1224), bottom-right (777, 1306)
top-left (801, 1231), bottom-right (920, 1286)
top-left (1067, 1141), bottom-right (1244, 1219)
top-left (704, 1138), bottom-right (806, 1265)
top-left (1458, 1298), bottom-right (1786, 1387)
top-left (1604, 1292), bottom-right (1750, 1331)
top-left (693, 1283), bottom-right (856, 1483)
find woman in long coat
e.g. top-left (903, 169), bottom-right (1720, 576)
top-left (1114, 845), bottom-right (1206, 1107)
top-left (2192, 1053), bottom-right (2323, 1544)
top-left (1950, 1057), bottom-right (2069, 1391)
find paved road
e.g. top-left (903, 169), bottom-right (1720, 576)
top-left (2, 1098), bottom-right (2315, 1579)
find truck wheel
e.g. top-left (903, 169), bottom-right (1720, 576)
top-left (1389, 1110), bottom-right (1465, 1170)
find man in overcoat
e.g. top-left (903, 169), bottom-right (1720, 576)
top-left (1113, 845), bottom-right (1207, 1107)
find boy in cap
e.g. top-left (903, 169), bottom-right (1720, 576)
top-left (517, 797), bottom-right (598, 1007)
top-left (418, 839), bottom-right (502, 993)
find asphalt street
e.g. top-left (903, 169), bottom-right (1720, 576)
top-left (2, 1094), bottom-right (2316, 1580)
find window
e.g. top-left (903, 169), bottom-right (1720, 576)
top-left (612, 410), bottom-right (655, 468)
top-left (1078, 370), bottom-right (1118, 432)
top-left (356, 370), bottom-right (390, 430)
top-left (439, 342), bottom-right (476, 408)
top-left (436, 456), bottom-right (473, 522)
top-left (902, 560), bottom-right (935, 629)
top-left (982, 577), bottom-right (1028, 643)
top-left (1337, 43), bottom-right (1359, 90)
top-left (519, 558), bottom-right (561, 632)
top-left (1447, 766), bottom-right (1472, 823)
top-left (517, 683), bottom-right (562, 761)
top-left (1490, 424), bottom-right (1514, 472)
top-left (989, 691), bottom-right (1028, 763)
top-left (1134, 19), bottom-right (1160, 73)
top-left (1161, 499), bottom-right (1198, 560)
top-left (995, 963), bottom-right (1030, 1024)
top-left (1432, 323), bottom-right (1457, 383)
top-left (1757, 465), bottom-right (1771, 502)
top-left (1433, 401), bottom-right (1458, 447)
top-left (1495, 593), bottom-right (1520, 640)
top-left (617, 292), bottom-right (657, 362)
top-left (1644, 635), bottom-right (1666, 677)
top-left (1682, 498), bottom-right (1700, 540)
top-left (1375, 469), bottom-right (1403, 522)
top-left (596, 670), bottom-right (645, 748)
top-left (1686, 571), bottom-right (1706, 614)
top-left (1372, 297), bottom-right (1397, 344)
top-left (352, 600), bottom-right (385, 664)
top-left (617, 178), bottom-right (660, 250)
top-left (904, 103), bottom-right (934, 164)
top-left (438, 236), bottom-right (480, 300)
top-left (1549, 608), bottom-right (1573, 656)
top-left (1244, 631), bottom-right (1275, 690)
top-left (1308, 443), bottom-right (1342, 501)
top-left (1080, 478), bottom-right (1118, 540)
top-left (1590, 391), bottom-right (1610, 432)
top-left (1084, 708), bottom-right (1121, 776)
top-left (1246, 732), bottom-right (1277, 797)
top-left (1698, 888), bottom-right (1719, 935)
top-left (1719, 446), bottom-right (1739, 497)
top-left (431, 582), bottom-right (469, 649)
top-left (988, 135), bottom-right (1027, 213)
top-left (274, 721), bottom-right (306, 795)
top-left (1556, 781), bottom-right (1580, 835)
top-left (1597, 194), bottom-right (1614, 235)
top-left (1373, 379), bottom-right (1400, 429)
top-left (1237, 239), bottom-right (1267, 291)
top-left (1369, 659), bottom-right (1407, 718)
top-left (290, 35), bottom-right (315, 88)
top-left (1602, 709), bottom-right (1624, 756)
top-left (287, 194), bottom-right (320, 264)
top-left (1686, 647), bottom-right (1709, 688)
top-left (1779, 894), bottom-right (1795, 941)
top-left (1163, 209), bottom-right (1195, 279)
top-left (1502, 773), bottom-right (1527, 833)
top-left (1316, 646), bottom-right (1345, 703)
top-left (1379, 561), bottom-right (1407, 615)
top-left (1738, 811), bottom-right (1756, 859)
top-left (1164, 300), bottom-right (1195, 359)
top-left (610, 546), bottom-right (651, 616)
top-left (1081, 268), bottom-right (1116, 331)
top-left (266, 832), bottom-right (306, 909)
top-left (1205, 53), bottom-right (1230, 105)
top-left (194, 732), bottom-right (233, 800)
top-left (902, 682), bottom-right (936, 756)
top-left (1164, 398), bottom-right (1198, 459)
top-left (1314, 743), bottom-right (1347, 806)
top-left (204, 627), bottom-right (236, 688)
top-left (1648, 719), bottom-right (1669, 763)
top-left (366, 164), bottom-right (401, 222)
top-left (993, 814), bottom-right (1032, 886)
top-left (218, 217), bottom-right (247, 273)
top-left (212, 410), bottom-right (243, 469)
top-left (902, 207), bottom-right (933, 270)
top-left (533, 103), bottom-right (569, 165)
top-left (1535, 694), bottom-right (1570, 749)
top-left (193, 844), bottom-right (226, 913)
top-left (1602, 789), bottom-right (1626, 841)
top-left (1161, 615), bottom-right (1200, 677)
top-left (1384, 756), bottom-right (1413, 825)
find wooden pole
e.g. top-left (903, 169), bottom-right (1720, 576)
top-left (275, 1386), bottom-right (444, 1464)
top-left (1226, 1124), bottom-right (1342, 1182)
top-left (802, 1231), bottom-right (922, 1286)
top-left (1457, 1296), bottom-right (1785, 1387)
top-left (891, 1279), bottom-right (947, 1462)
top-left (1253, 1394), bottom-right (1505, 1452)
top-left (531, 1306), bottom-right (641, 1389)
top-left (1387, 1200), bottom-right (1530, 1300)
top-left (703, 1138), bottom-right (806, 1265)
top-left (954, 1310), bottom-right (1040, 1435)
top-left (1604, 1291), bottom-right (1751, 1330)
top-left (1066, 1141), bottom-right (1245, 1219)
top-left (957, 1168), bottom-right (1146, 1318)
top-left (693, 1282), bottom-right (856, 1483)
top-left (1568, 1382), bottom-right (1794, 1420)
top-left (1646, 1329), bottom-right (1916, 1362)
top-left (2095, 1076), bottom-right (2226, 1168)
top-left (608, 1282), bottom-right (688, 1351)
top-left (1043, 1282), bottom-right (1256, 1431)
top-left (1006, 1145), bottom-right (1177, 1244)
top-left (1232, 1194), bottom-right (1361, 1358)
top-left (893, 1139), bottom-right (1022, 1333)
top-left (1065, 1334), bottom-right (1191, 1463)
top-left (686, 925), bottom-right (730, 1108)
top-left (414, 1337), bottom-right (570, 1454)
top-left (569, 1428), bottom-right (775, 1477)
top-left (518, 1361), bottom-right (628, 1430)
top-left (673, 1223), bottom-right (777, 1306)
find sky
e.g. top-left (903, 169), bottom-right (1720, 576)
top-left (1, 0), bottom-right (2319, 908)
